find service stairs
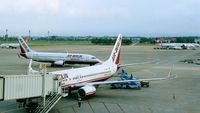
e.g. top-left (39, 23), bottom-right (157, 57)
top-left (35, 93), bottom-right (62, 113)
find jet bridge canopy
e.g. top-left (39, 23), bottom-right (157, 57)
top-left (0, 74), bottom-right (60, 101)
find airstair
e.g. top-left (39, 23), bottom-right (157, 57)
top-left (34, 93), bottom-right (62, 113)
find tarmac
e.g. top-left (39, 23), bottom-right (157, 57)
top-left (0, 45), bottom-right (200, 113)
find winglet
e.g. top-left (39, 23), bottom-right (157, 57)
top-left (27, 59), bottom-right (38, 75)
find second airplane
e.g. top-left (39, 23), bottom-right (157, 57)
top-left (18, 37), bottom-right (102, 66)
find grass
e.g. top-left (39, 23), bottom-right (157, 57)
top-left (29, 40), bottom-right (92, 46)
top-left (134, 43), bottom-right (155, 46)
top-left (0, 40), bottom-right (155, 46)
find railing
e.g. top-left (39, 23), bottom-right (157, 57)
top-left (34, 93), bottom-right (62, 113)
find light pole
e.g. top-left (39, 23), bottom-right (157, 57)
top-left (29, 30), bottom-right (31, 41)
top-left (48, 31), bottom-right (50, 42)
top-left (5, 29), bottom-right (8, 40)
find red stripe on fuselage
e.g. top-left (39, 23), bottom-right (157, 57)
top-left (61, 76), bottom-right (110, 88)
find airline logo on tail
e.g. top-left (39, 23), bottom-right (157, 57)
top-left (18, 37), bottom-right (30, 53)
top-left (111, 34), bottom-right (122, 64)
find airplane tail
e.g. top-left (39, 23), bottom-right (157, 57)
top-left (108, 34), bottom-right (122, 65)
top-left (18, 36), bottom-right (34, 57)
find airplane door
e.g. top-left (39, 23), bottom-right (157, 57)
top-left (86, 56), bottom-right (89, 61)
top-left (77, 75), bottom-right (82, 82)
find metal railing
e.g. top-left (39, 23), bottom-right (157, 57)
top-left (35, 93), bottom-right (62, 113)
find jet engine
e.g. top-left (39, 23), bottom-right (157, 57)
top-left (78, 85), bottom-right (96, 98)
top-left (54, 61), bottom-right (64, 66)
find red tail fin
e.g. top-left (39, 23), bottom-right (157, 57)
top-left (109, 34), bottom-right (122, 64)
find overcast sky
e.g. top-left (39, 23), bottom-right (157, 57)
top-left (0, 0), bottom-right (200, 36)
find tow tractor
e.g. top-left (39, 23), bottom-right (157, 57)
top-left (111, 69), bottom-right (149, 89)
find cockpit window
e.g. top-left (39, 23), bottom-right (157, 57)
top-left (91, 57), bottom-right (96, 59)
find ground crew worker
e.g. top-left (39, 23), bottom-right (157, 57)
top-left (78, 94), bottom-right (81, 108)
top-left (130, 74), bottom-right (133, 79)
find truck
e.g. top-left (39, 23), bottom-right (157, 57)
top-left (110, 69), bottom-right (149, 89)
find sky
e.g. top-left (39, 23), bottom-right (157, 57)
top-left (0, 0), bottom-right (200, 36)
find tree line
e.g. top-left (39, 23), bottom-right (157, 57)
top-left (0, 36), bottom-right (18, 41)
top-left (91, 38), bottom-right (132, 45)
top-left (1, 36), bottom-right (199, 44)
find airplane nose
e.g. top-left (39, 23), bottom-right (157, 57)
top-left (96, 58), bottom-right (103, 63)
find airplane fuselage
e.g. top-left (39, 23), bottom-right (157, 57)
top-left (160, 43), bottom-right (199, 48)
top-left (50, 60), bottom-right (117, 88)
top-left (23, 51), bottom-right (99, 65)
top-left (18, 36), bottom-right (101, 66)
top-left (0, 43), bottom-right (19, 49)
top-left (157, 43), bottom-right (200, 50)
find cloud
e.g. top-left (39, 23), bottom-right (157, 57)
top-left (0, 0), bottom-right (60, 14)
top-left (0, 0), bottom-right (200, 36)
top-left (61, 0), bottom-right (131, 19)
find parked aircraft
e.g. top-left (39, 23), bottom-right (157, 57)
top-left (0, 43), bottom-right (19, 49)
top-left (159, 43), bottom-right (200, 50)
top-left (28, 34), bottom-right (172, 98)
top-left (18, 37), bottom-right (101, 66)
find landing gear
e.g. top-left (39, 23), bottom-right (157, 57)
top-left (51, 63), bottom-right (55, 67)
top-left (126, 85), bottom-right (131, 89)
top-left (95, 85), bottom-right (99, 88)
top-left (68, 88), bottom-right (72, 96)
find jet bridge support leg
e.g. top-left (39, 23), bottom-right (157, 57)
top-left (16, 98), bottom-right (27, 108)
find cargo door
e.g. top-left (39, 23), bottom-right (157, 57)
top-left (0, 77), bottom-right (4, 100)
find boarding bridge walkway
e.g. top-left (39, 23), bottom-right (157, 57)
top-left (0, 74), bottom-right (60, 101)
top-left (0, 65), bottom-right (65, 113)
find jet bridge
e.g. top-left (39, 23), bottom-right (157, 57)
top-left (0, 73), bottom-right (64, 112)
top-left (0, 64), bottom-right (66, 112)
top-left (0, 74), bottom-right (61, 101)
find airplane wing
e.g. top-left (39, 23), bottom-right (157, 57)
top-left (118, 59), bottom-right (159, 68)
top-left (75, 69), bottom-right (173, 87)
top-left (27, 59), bottom-right (39, 74)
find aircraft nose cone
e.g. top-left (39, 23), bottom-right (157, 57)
top-left (96, 58), bottom-right (103, 64)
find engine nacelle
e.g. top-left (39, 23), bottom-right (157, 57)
top-left (78, 85), bottom-right (96, 98)
top-left (54, 61), bottom-right (64, 66)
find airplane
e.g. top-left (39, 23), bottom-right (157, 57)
top-left (158, 43), bottom-right (200, 50)
top-left (28, 34), bottom-right (172, 98)
top-left (0, 43), bottom-right (20, 49)
top-left (18, 36), bottom-right (102, 66)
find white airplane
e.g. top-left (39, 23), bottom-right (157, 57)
top-left (28, 34), bottom-right (172, 98)
top-left (159, 43), bottom-right (200, 50)
top-left (18, 37), bottom-right (101, 66)
top-left (0, 43), bottom-right (20, 49)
